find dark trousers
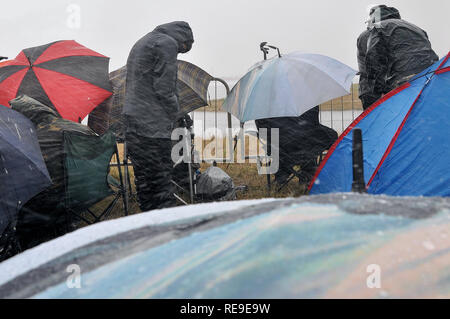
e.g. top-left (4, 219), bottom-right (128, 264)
top-left (126, 133), bottom-right (176, 212)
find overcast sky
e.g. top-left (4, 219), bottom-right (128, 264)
top-left (1, 0), bottom-right (449, 80)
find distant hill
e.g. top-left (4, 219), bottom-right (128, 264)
top-left (197, 83), bottom-right (363, 112)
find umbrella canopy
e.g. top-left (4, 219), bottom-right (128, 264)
top-left (309, 53), bottom-right (450, 197)
top-left (222, 52), bottom-right (356, 122)
top-left (0, 105), bottom-right (51, 236)
top-left (89, 60), bottom-right (213, 137)
top-left (0, 40), bottom-right (113, 122)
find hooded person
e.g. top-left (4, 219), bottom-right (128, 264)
top-left (123, 21), bottom-right (194, 211)
top-left (365, 5), bottom-right (438, 101)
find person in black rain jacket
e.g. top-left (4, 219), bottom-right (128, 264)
top-left (365, 5), bottom-right (438, 101)
top-left (123, 21), bottom-right (194, 211)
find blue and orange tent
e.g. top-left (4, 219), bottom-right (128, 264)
top-left (309, 53), bottom-right (450, 197)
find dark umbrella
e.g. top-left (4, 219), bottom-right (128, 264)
top-left (88, 60), bottom-right (213, 137)
top-left (0, 105), bottom-right (51, 237)
top-left (0, 40), bottom-right (112, 122)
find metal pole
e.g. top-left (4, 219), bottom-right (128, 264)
top-left (214, 80), bottom-right (218, 153)
top-left (183, 119), bottom-right (195, 204)
top-left (351, 128), bottom-right (367, 193)
top-left (114, 143), bottom-right (128, 216)
top-left (261, 45), bottom-right (271, 191)
top-left (212, 77), bottom-right (231, 162)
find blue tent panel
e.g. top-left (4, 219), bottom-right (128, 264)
top-left (369, 62), bottom-right (450, 196)
top-left (310, 54), bottom-right (449, 197)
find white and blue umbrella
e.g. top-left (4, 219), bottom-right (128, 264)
top-left (222, 52), bottom-right (357, 122)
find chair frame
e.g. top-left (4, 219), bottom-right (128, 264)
top-left (62, 131), bottom-right (129, 226)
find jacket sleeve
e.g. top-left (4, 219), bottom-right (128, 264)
top-left (365, 28), bottom-right (390, 95)
top-left (356, 33), bottom-right (366, 74)
top-left (152, 39), bottom-right (179, 120)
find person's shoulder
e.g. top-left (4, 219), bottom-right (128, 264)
top-left (394, 19), bottom-right (427, 33)
top-left (357, 29), bottom-right (370, 44)
top-left (358, 29), bottom-right (370, 37)
top-left (153, 33), bottom-right (178, 52)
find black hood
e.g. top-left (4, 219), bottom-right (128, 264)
top-left (10, 95), bottom-right (60, 126)
top-left (369, 5), bottom-right (401, 23)
top-left (154, 21), bottom-right (194, 53)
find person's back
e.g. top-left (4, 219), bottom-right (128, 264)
top-left (357, 29), bottom-right (379, 109)
top-left (124, 22), bottom-right (193, 138)
top-left (365, 5), bottom-right (438, 98)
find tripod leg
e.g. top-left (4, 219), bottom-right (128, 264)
top-left (123, 141), bottom-right (131, 215)
top-left (185, 127), bottom-right (194, 204)
top-left (114, 143), bottom-right (128, 216)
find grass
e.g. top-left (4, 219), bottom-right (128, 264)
top-left (87, 138), bottom-right (307, 226)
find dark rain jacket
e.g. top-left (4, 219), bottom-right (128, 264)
top-left (356, 29), bottom-right (371, 98)
top-left (365, 9), bottom-right (438, 97)
top-left (123, 21), bottom-right (194, 139)
top-left (255, 107), bottom-right (337, 161)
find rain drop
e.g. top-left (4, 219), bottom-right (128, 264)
top-left (422, 241), bottom-right (435, 251)
top-left (15, 123), bottom-right (22, 140)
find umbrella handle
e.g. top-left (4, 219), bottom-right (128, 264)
top-left (268, 45), bottom-right (282, 58)
top-left (259, 43), bottom-right (281, 60)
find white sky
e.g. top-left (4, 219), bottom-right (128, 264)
top-left (1, 0), bottom-right (449, 80)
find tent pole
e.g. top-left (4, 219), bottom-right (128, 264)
top-left (351, 128), bottom-right (367, 193)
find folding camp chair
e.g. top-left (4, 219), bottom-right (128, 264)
top-left (62, 130), bottom-right (128, 226)
top-left (253, 125), bottom-right (336, 193)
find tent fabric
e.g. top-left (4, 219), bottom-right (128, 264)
top-left (309, 54), bottom-right (450, 197)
